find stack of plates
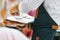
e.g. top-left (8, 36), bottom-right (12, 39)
top-left (6, 13), bottom-right (35, 23)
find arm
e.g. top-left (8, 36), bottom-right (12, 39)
top-left (19, 0), bottom-right (45, 14)
top-left (1, 0), bottom-right (6, 26)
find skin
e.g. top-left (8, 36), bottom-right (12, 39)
top-left (10, 2), bottom-right (20, 16)
top-left (9, 0), bottom-right (15, 2)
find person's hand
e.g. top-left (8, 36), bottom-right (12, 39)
top-left (52, 25), bottom-right (58, 30)
top-left (10, 12), bottom-right (20, 16)
top-left (10, 4), bottom-right (20, 16)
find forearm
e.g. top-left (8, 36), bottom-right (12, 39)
top-left (1, 9), bottom-right (6, 20)
top-left (1, 8), bottom-right (6, 26)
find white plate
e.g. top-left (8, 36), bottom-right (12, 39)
top-left (6, 14), bottom-right (35, 23)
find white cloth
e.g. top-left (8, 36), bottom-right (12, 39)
top-left (0, 0), bottom-right (2, 22)
top-left (0, 8), bottom-right (2, 22)
top-left (19, 0), bottom-right (60, 25)
top-left (0, 9), bottom-right (2, 22)
top-left (19, 0), bottom-right (44, 14)
top-left (0, 27), bottom-right (29, 40)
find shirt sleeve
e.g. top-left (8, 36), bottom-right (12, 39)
top-left (19, 0), bottom-right (45, 14)
top-left (0, 0), bottom-right (6, 22)
top-left (0, 9), bottom-right (2, 22)
top-left (0, 0), bottom-right (3, 22)
top-left (1, 0), bottom-right (6, 9)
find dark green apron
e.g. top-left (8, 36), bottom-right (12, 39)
top-left (32, 2), bottom-right (57, 40)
